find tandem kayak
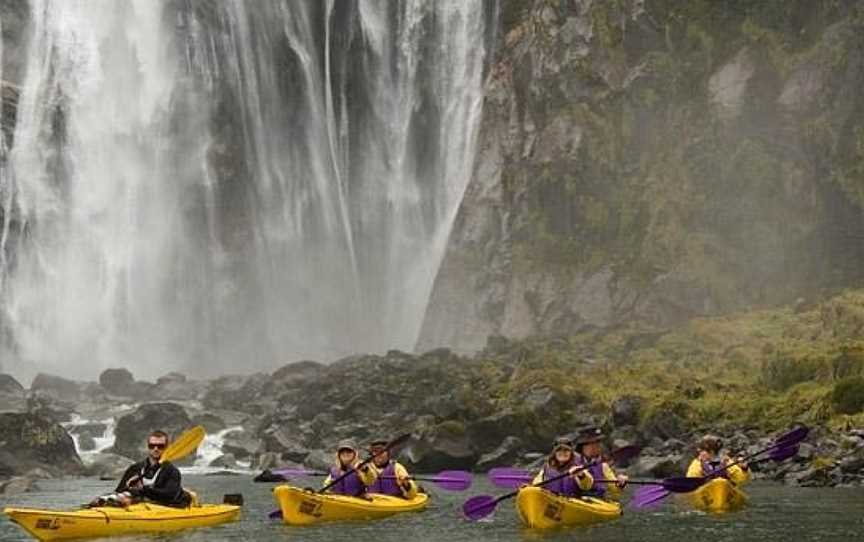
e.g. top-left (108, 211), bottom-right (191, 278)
top-left (515, 486), bottom-right (622, 529)
top-left (3, 502), bottom-right (240, 541)
top-left (273, 485), bottom-right (428, 525)
top-left (686, 478), bottom-right (748, 513)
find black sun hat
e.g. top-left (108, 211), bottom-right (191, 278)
top-left (575, 426), bottom-right (605, 445)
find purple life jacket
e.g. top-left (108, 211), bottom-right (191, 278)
top-left (542, 461), bottom-right (581, 497)
top-left (368, 462), bottom-right (400, 496)
top-left (328, 465), bottom-right (367, 496)
top-left (585, 459), bottom-right (607, 497)
top-left (701, 459), bottom-right (729, 480)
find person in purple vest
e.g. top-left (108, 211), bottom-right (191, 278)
top-left (575, 426), bottom-right (628, 500)
top-left (366, 439), bottom-right (419, 499)
top-left (686, 434), bottom-right (750, 484)
top-left (321, 439), bottom-right (379, 497)
top-left (531, 436), bottom-right (594, 496)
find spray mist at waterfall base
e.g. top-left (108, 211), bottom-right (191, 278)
top-left (0, 1), bottom-right (494, 381)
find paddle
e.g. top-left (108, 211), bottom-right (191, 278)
top-left (161, 426), bottom-right (206, 464)
top-left (259, 467), bottom-right (472, 491)
top-left (487, 467), bottom-right (533, 489)
top-left (631, 437), bottom-right (804, 509)
top-left (463, 445), bottom-right (640, 521)
top-left (269, 433), bottom-right (412, 519)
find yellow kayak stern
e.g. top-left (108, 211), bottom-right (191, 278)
top-left (687, 478), bottom-right (748, 513)
top-left (3, 502), bottom-right (240, 541)
top-left (515, 486), bottom-right (622, 530)
top-left (273, 485), bottom-right (428, 526)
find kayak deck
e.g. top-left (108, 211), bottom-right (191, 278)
top-left (686, 478), bottom-right (748, 513)
top-left (273, 485), bottom-right (428, 525)
top-left (3, 502), bottom-right (240, 541)
top-left (515, 486), bottom-right (622, 529)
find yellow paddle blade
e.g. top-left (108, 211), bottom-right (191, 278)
top-left (161, 425), bottom-right (206, 464)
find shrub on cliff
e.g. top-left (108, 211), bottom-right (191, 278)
top-left (832, 377), bottom-right (864, 415)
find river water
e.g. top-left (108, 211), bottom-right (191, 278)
top-left (1, 476), bottom-right (862, 541)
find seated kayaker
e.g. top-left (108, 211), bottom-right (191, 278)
top-left (532, 436), bottom-right (593, 496)
top-left (91, 430), bottom-right (189, 508)
top-left (321, 439), bottom-right (379, 497)
top-left (686, 434), bottom-right (750, 484)
top-left (366, 438), bottom-right (418, 499)
top-left (575, 426), bottom-right (628, 499)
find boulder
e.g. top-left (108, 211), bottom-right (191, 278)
top-left (30, 374), bottom-right (82, 403)
top-left (611, 396), bottom-right (642, 427)
top-left (475, 436), bottom-right (523, 471)
top-left (111, 403), bottom-right (192, 459)
top-left (258, 426), bottom-right (309, 463)
top-left (69, 423), bottom-right (107, 439)
top-left (629, 454), bottom-right (686, 479)
top-left (77, 433), bottom-right (97, 452)
top-left (203, 374), bottom-right (270, 413)
top-left (83, 453), bottom-right (132, 480)
top-left (157, 372), bottom-right (187, 386)
top-left (209, 454), bottom-right (237, 469)
top-left (0, 476), bottom-right (39, 495)
top-left (191, 413), bottom-right (227, 434)
top-left (0, 374), bottom-right (24, 395)
top-left (0, 374), bottom-right (26, 411)
top-left (271, 361), bottom-right (324, 383)
top-left (24, 391), bottom-right (74, 423)
top-left (303, 449), bottom-right (331, 471)
top-left (0, 412), bottom-right (83, 477)
top-left (152, 373), bottom-right (202, 401)
top-left (221, 429), bottom-right (262, 461)
top-left (98, 368), bottom-right (136, 396)
top-left (403, 422), bottom-right (478, 471)
top-left (253, 452), bottom-right (280, 471)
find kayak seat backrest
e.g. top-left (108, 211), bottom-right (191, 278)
top-left (184, 490), bottom-right (200, 508)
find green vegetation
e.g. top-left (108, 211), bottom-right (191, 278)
top-left (832, 376), bottom-right (864, 414)
top-left (478, 289), bottom-right (864, 433)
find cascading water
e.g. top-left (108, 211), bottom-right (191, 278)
top-left (0, 1), bottom-right (494, 379)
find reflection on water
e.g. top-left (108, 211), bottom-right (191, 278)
top-left (1, 476), bottom-right (863, 541)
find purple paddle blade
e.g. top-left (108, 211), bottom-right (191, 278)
top-left (774, 426), bottom-right (809, 448)
top-left (433, 470), bottom-right (473, 491)
top-left (631, 485), bottom-right (670, 509)
top-left (768, 444), bottom-right (799, 462)
top-left (268, 509), bottom-right (283, 519)
top-left (463, 495), bottom-right (498, 521)
top-left (488, 467), bottom-right (533, 489)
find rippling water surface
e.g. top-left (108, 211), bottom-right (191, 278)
top-left (2, 476), bottom-right (863, 541)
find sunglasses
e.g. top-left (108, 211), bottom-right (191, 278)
top-left (148, 442), bottom-right (167, 450)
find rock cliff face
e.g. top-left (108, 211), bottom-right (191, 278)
top-left (420, 0), bottom-right (864, 352)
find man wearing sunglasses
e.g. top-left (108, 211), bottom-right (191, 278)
top-left (108, 430), bottom-right (188, 507)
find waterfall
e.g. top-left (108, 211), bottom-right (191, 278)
top-left (0, 1), bottom-right (492, 379)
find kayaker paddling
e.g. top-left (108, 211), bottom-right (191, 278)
top-left (322, 439), bottom-right (379, 497)
top-left (575, 426), bottom-right (628, 499)
top-left (91, 430), bottom-right (189, 508)
top-left (531, 437), bottom-right (594, 496)
top-left (367, 438), bottom-right (419, 499)
top-left (686, 434), bottom-right (751, 484)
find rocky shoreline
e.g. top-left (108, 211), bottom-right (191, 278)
top-left (2, 344), bottom-right (863, 496)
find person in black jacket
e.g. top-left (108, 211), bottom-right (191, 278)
top-left (93, 430), bottom-right (188, 507)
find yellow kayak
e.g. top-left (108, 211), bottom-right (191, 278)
top-left (3, 502), bottom-right (240, 541)
top-left (687, 478), bottom-right (748, 513)
top-left (273, 485), bottom-right (428, 525)
top-left (515, 487), bottom-right (622, 529)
